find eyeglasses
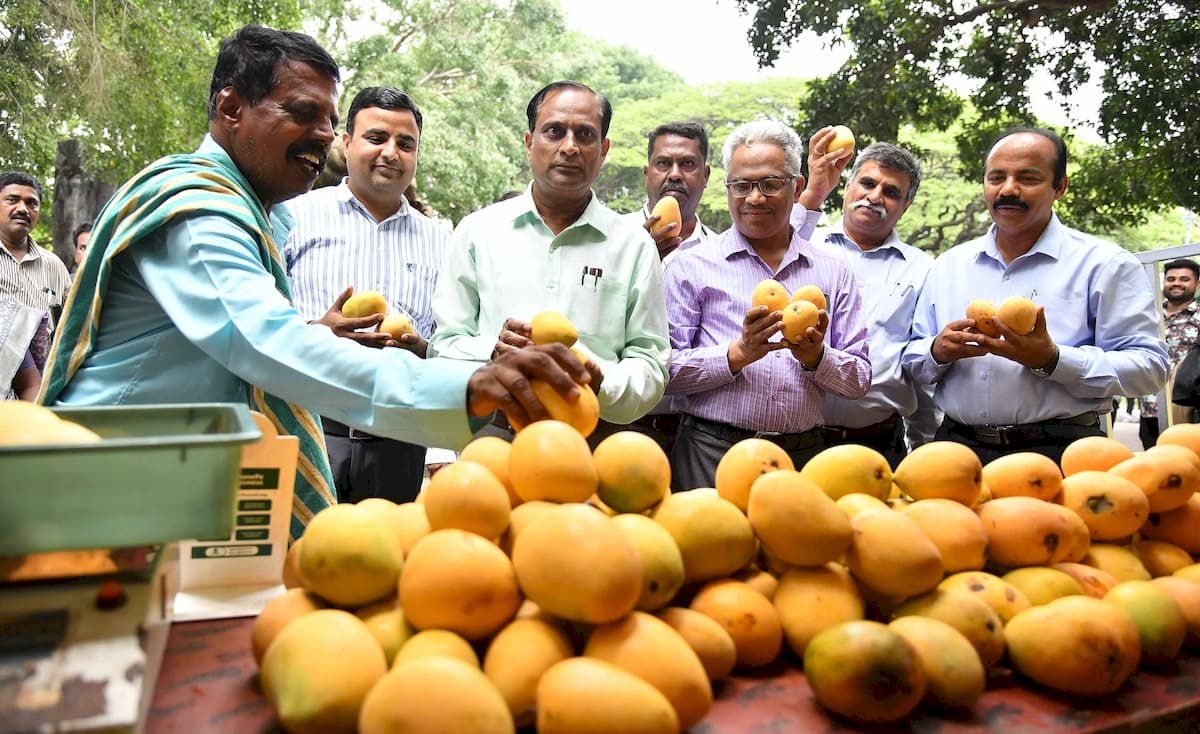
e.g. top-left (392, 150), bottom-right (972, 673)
top-left (724, 177), bottom-right (795, 198)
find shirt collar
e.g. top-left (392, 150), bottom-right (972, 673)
top-left (334, 178), bottom-right (412, 222)
top-left (512, 185), bottom-right (605, 234)
top-left (982, 212), bottom-right (1064, 263)
top-left (722, 223), bottom-right (815, 268)
top-left (824, 220), bottom-right (907, 256)
top-left (0, 236), bottom-right (42, 263)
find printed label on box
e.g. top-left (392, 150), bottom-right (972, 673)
top-left (173, 412), bottom-right (297, 620)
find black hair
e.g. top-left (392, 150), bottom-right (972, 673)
top-left (986, 127), bottom-right (1068, 189)
top-left (0, 171), bottom-right (43, 200)
top-left (207, 24), bottom-right (340, 120)
top-left (346, 86), bottom-right (423, 135)
top-left (850, 142), bottom-right (923, 203)
top-left (525, 80), bottom-right (612, 138)
top-left (72, 221), bottom-right (93, 243)
top-left (1164, 258), bottom-right (1200, 279)
top-left (647, 122), bottom-right (709, 162)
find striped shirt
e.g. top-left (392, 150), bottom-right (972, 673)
top-left (664, 226), bottom-right (872, 433)
top-left (283, 181), bottom-right (447, 338)
top-left (0, 238), bottom-right (71, 319)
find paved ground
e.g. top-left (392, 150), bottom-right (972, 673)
top-left (1111, 408), bottom-right (1145, 453)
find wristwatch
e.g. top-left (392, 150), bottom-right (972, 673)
top-left (1030, 345), bottom-right (1060, 378)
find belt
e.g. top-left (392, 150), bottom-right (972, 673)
top-left (682, 414), bottom-right (823, 452)
top-left (630, 413), bottom-right (681, 434)
top-left (322, 417), bottom-right (380, 441)
top-left (823, 414), bottom-right (900, 442)
top-left (943, 412), bottom-right (1100, 447)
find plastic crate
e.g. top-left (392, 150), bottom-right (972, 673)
top-left (0, 403), bottom-right (261, 556)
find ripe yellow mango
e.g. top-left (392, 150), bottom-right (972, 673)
top-left (649, 195), bottom-right (682, 239)
top-left (965, 299), bottom-right (1001, 337)
top-left (529, 310), bottom-right (578, 347)
top-left (751, 278), bottom-right (789, 313)
top-left (342, 289), bottom-right (387, 318)
top-left (996, 295), bottom-right (1037, 335)
top-left (1004, 596), bottom-right (1140, 697)
top-left (781, 300), bottom-right (819, 343)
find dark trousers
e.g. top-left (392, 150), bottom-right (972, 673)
top-left (935, 417), bottom-right (1105, 466)
top-left (823, 420), bottom-right (907, 469)
top-left (1139, 416), bottom-right (1160, 451)
top-left (670, 415), bottom-right (826, 492)
top-left (324, 427), bottom-right (425, 505)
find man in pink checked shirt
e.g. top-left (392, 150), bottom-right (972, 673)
top-left (662, 119), bottom-right (872, 490)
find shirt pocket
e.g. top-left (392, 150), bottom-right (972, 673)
top-left (1041, 293), bottom-right (1086, 343)
top-left (571, 276), bottom-right (629, 348)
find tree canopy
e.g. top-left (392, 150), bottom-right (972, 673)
top-left (733, 0), bottom-right (1199, 239)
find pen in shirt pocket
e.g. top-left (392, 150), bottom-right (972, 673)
top-left (581, 266), bottom-right (603, 291)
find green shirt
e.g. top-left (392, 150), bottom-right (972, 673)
top-left (430, 188), bottom-right (669, 425)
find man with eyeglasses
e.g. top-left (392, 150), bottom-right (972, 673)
top-left (430, 80), bottom-right (670, 442)
top-left (663, 119), bottom-right (871, 489)
top-left (791, 140), bottom-right (939, 467)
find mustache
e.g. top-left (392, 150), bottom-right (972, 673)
top-left (851, 199), bottom-right (887, 219)
top-left (994, 195), bottom-right (1029, 210)
top-left (288, 141), bottom-right (328, 169)
top-left (659, 182), bottom-right (688, 196)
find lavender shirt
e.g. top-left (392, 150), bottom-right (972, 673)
top-left (664, 226), bottom-right (871, 433)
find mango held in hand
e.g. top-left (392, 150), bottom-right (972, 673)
top-left (649, 196), bottom-right (682, 239)
top-left (997, 296), bottom-right (1037, 335)
top-left (828, 125), bottom-right (856, 156)
top-left (965, 299), bottom-right (1001, 337)
top-left (529, 310), bottom-right (578, 347)
top-left (343, 289), bottom-right (388, 318)
top-left (790, 284), bottom-right (827, 311)
top-left (378, 312), bottom-right (414, 339)
top-left (751, 278), bottom-right (789, 313)
top-left (781, 300), bottom-right (819, 344)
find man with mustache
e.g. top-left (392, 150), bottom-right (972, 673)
top-left (615, 122), bottom-right (719, 456)
top-left (431, 81), bottom-right (670, 444)
top-left (626, 122), bottom-right (718, 265)
top-left (284, 86), bottom-right (452, 504)
top-left (40, 26), bottom-right (590, 537)
top-left (904, 127), bottom-right (1168, 464)
top-left (801, 142), bottom-right (938, 467)
top-left (663, 119), bottom-right (870, 489)
top-left (0, 171), bottom-right (71, 322)
top-left (1137, 258), bottom-right (1200, 446)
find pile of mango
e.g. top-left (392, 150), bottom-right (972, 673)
top-left (251, 410), bottom-right (1200, 732)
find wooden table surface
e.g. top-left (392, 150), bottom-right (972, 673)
top-left (145, 617), bottom-right (1200, 734)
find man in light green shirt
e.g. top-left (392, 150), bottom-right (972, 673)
top-left (430, 81), bottom-right (669, 430)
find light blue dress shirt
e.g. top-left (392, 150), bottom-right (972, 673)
top-left (903, 215), bottom-right (1169, 425)
top-left (814, 223), bottom-right (939, 446)
top-left (57, 137), bottom-right (484, 450)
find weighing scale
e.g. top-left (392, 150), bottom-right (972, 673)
top-left (0, 547), bottom-right (171, 733)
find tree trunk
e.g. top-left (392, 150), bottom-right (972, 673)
top-left (52, 140), bottom-right (116, 269)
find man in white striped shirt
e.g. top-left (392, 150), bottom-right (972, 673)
top-left (1, 171), bottom-right (71, 325)
top-left (284, 86), bottom-right (449, 504)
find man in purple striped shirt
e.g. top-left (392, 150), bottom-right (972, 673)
top-left (663, 120), bottom-right (871, 490)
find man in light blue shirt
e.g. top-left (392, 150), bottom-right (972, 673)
top-left (41, 25), bottom-right (591, 534)
top-left (807, 142), bottom-right (938, 467)
top-left (903, 127), bottom-right (1169, 464)
top-left (285, 86), bottom-right (451, 504)
top-left (430, 81), bottom-right (669, 439)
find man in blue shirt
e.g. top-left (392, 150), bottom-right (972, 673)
top-left (285, 86), bottom-right (451, 504)
top-left (807, 142), bottom-right (938, 467)
top-left (904, 127), bottom-right (1169, 464)
top-left (41, 25), bottom-right (588, 535)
